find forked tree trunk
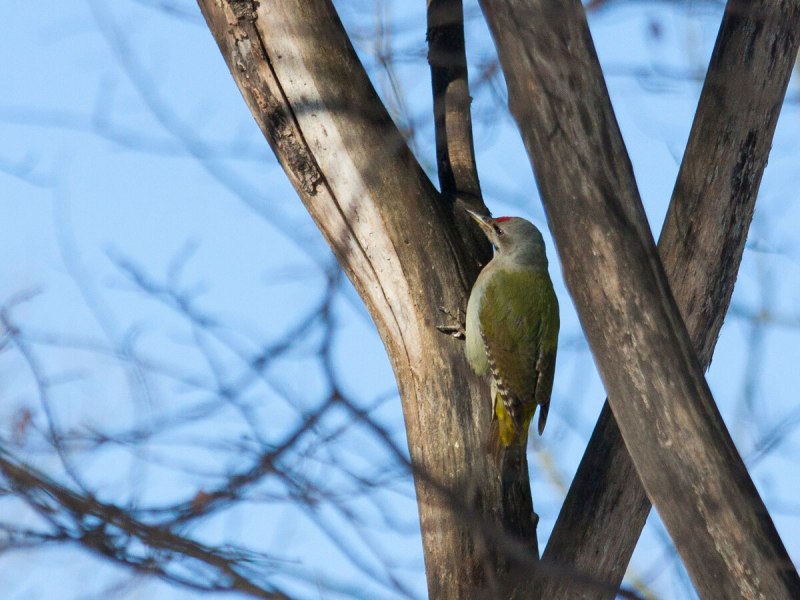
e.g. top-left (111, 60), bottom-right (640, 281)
top-left (480, 0), bottom-right (800, 598)
top-left (198, 0), bottom-right (800, 598)
top-left (197, 1), bottom-right (538, 598)
top-left (540, 1), bottom-right (800, 597)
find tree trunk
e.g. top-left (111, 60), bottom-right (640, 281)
top-left (198, 0), bottom-right (800, 597)
top-left (541, 2), bottom-right (800, 597)
top-left (479, 0), bottom-right (800, 598)
top-left (197, 1), bottom-right (537, 597)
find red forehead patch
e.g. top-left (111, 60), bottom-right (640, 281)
top-left (495, 216), bottom-right (514, 223)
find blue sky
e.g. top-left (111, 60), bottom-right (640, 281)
top-left (1, 1), bottom-right (799, 598)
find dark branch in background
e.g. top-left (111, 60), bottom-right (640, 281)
top-left (0, 448), bottom-right (287, 600)
top-left (0, 257), bottom-right (421, 598)
top-left (130, 0), bottom-right (205, 23)
top-left (0, 152), bottom-right (55, 188)
top-left (479, 0), bottom-right (800, 598)
top-left (587, 0), bottom-right (725, 11)
top-left (86, 0), bottom-right (321, 264)
top-left (541, 2), bottom-right (800, 597)
top-left (1, 270), bottom-right (646, 600)
top-left (0, 105), bottom-right (270, 161)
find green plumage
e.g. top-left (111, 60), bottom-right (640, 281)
top-left (479, 269), bottom-right (558, 445)
top-left (463, 212), bottom-right (559, 452)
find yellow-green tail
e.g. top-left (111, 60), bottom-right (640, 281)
top-left (488, 393), bottom-right (536, 459)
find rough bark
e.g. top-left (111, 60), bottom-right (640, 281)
top-left (197, 1), bottom-right (535, 597)
top-left (427, 0), bottom-right (482, 205)
top-left (427, 1), bottom-right (542, 565)
top-left (540, 2), bottom-right (800, 597)
top-left (479, 0), bottom-right (800, 598)
top-left (427, 0), bottom-right (493, 256)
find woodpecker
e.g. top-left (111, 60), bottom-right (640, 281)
top-left (464, 210), bottom-right (559, 452)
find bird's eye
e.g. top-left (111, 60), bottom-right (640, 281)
top-left (495, 226), bottom-right (504, 236)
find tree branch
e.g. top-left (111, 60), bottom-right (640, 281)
top-left (427, 0), bottom-right (483, 205)
top-left (427, 0), bottom-right (493, 258)
top-left (541, 2), bottom-right (800, 597)
top-left (479, 0), bottom-right (800, 598)
top-left (197, 0), bottom-right (537, 596)
top-left (0, 448), bottom-right (286, 599)
top-left (427, 0), bottom-right (538, 561)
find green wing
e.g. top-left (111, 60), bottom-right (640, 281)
top-left (534, 337), bottom-right (557, 434)
top-left (479, 268), bottom-right (559, 439)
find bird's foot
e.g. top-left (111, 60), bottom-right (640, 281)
top-left (436, 306), bottom-right (466, 340)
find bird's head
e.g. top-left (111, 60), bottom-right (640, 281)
top-left (465, 209), bottom-right (547, 264)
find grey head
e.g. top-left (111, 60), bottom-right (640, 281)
top-left (466, 209), bottom-right (548, 268)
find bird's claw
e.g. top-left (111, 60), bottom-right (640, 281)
top-left (436, 324), bottom-right (466, 339)
top-left (436, 306), bottom-right (466, 340)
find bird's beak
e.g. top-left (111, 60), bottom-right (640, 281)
top-left (464, 208), bottom-right (495, 235)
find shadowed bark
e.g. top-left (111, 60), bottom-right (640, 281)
top-left (540, 2), bottom-right (800, 597)
top-left (427, 0), bottom-right (540, 564)
top-left (197, 0), bottom-right (538, 597)
top-left (427, 0), bottom-right (482, 205)
top-left (427, 0), bottom-right (494, 259)
top-left (479, 0), bottom-right (800, 598)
